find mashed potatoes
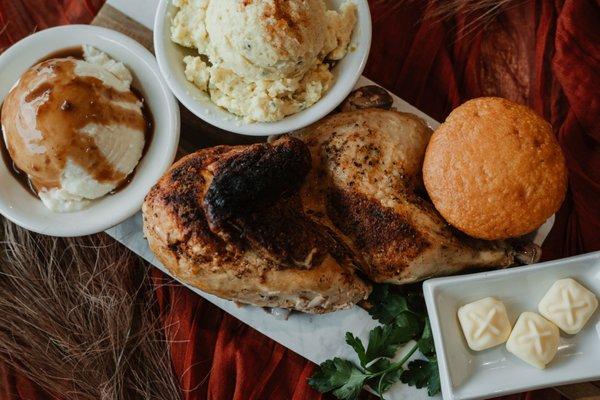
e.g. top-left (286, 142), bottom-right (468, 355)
top-left (1, 46), bottom-right (145, 212)
top-left (171, 0), bottom-right (357, 122)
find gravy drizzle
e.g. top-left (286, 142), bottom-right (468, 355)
top-left (0, 47), bottom-right (154, 198)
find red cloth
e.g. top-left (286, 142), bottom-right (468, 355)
top-left (0, 1), bottom-right (598, 399)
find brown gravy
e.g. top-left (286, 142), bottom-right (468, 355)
top-left (0, 129), bottom-right (38, 196)
top-left (0, 46), bottom-right (154, 198)
top-left (38, 46), bottom-right (84, 63)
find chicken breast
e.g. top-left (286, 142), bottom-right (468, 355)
top-left (143, 137), bottom-right (371, 314)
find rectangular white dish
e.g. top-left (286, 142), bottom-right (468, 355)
top-left (423, 251), bottom-right (600, 400)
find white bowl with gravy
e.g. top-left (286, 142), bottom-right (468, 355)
top-left (0, 25), bottom-right (180, 237)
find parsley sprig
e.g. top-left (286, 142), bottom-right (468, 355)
top-left (309, 285), bottom-right (441, 399)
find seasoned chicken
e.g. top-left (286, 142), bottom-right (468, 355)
top-left (291, 109), bottom-right (515, 284)
top-left (143, 137), bottom-right (371, 314)
top-left (143, 88), bottom-right (532, 313)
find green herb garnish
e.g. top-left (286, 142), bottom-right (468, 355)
top-left (309, 285), bottom-right (441, 399)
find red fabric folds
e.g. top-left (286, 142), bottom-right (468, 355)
top-left (1, 1), bottom-right (598, 399)
top-left (0, 0), bottom-right (104, 53)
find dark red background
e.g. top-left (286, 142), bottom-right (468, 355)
top-left (1, 0), bottom-right (598, 399)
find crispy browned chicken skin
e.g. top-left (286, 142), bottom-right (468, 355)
top-left (143, 137), bottom-right (371, 313)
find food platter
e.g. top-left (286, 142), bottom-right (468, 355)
top-left (1, 0), bottom-right (594, 399)
top-left (106, 72), bottom-right (556, 400)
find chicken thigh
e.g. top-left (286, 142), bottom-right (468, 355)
top-left (291, 109), bottom-right (515, 284)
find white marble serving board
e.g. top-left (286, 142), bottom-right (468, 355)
top-left (106, 78), bottom-right (439, 400)
top-left (104, 1), bottom-right (552, 398)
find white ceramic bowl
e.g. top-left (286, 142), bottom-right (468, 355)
top-left (154, 0), bottom-right (372, 136)
top-left (0, 25), bottom-right (180, 237)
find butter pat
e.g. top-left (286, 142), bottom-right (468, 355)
top-left (458, 297), bottom-right (511, 351)
top-left (506, 312), bottom-right (559, 369)
top-left (538, 278), bottom-right (598, 334)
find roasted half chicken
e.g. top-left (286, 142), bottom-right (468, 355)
top-left (143, 88), bottom-right (532, 313)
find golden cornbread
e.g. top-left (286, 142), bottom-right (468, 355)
top-left (423, 97), bottom-right (567, 240)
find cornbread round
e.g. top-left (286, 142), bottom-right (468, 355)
top-left (423, 97), bottom-right (567, 240)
